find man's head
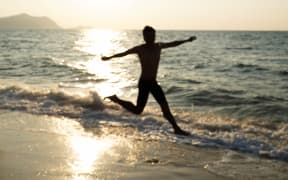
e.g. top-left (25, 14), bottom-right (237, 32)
top-left (143, 26), bottom-right (155, 44)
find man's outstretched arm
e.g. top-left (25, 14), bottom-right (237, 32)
top-left (101, 47), bottom-right (137, 61)
top-left (160, 36), bottom-right (196, 49)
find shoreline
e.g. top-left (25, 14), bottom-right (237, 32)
top-left (0, 110), bottom-right (226, 180)
top-left (1, 110), bottom-right (287, 179)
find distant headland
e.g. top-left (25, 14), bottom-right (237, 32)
top-left (0, 13), bottom-right (61, 29)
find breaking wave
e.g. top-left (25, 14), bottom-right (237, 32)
top-left (1, 85), bottom-right (288, 162)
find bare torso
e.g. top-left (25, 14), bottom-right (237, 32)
top-left (135, 43), bottom-right (161, 81)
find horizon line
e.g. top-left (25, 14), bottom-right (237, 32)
top-left (1, 27), bottom-right (288, 32)
top-left (30, 27), bottom-right (288, 32)
top-left (1, 13), bottom-right (288, 32)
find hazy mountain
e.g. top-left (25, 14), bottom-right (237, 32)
top-left (0, 13), bottom-right (61, 29)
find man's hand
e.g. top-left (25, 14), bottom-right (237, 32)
top-left (188, 36), bottom-right (197, 42)
top-left (101, 56), bottom-right (111, 61)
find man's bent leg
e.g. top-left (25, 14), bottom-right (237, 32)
top-left (106, 82), bottom-right (149, 114)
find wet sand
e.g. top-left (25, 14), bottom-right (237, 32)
top-left (0, 110), bottom-right (227, 180)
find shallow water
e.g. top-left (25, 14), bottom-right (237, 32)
top-left (0, 29), bottom-right (288, 164)
top-left (1, 111), bottom-right (287, 180)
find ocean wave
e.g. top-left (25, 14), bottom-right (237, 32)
top-left (257, 58), bottom-right (288, 62)
top-left (214, 88), bottom-right (245, 95)
top-left (253, 95), bottom-right (286, 103)
top-left (193, 64), bottom-right (206, 69)
top-left (65, 78), bottom-right (107, 84)
top-left (0, 56), bottom-right (96, 82)
top-left (0, 85), bottom-right (104, 118)
top-left (233, 63), bottom-right (268, 71)
top-left (226, 47), bottom-right (254, 50)
top-left (165, 86), bottom-right (184, 94)
top-left (181, 89), bottom-right (288, 122)
top-left (173, 78), bottom-right (202, 85)
top-left (186, 79), bottom-right (202, 84)
top-left (1, 85), bottom-right (288, 162)
top-left (227, 104), bottom-right (288, 122)
top-left (181, 114), bottom-right (288, 161)
top-left (277, 70), bottom-right (288, 76)
top-left (186, 90), bottom-right (247, 106)
top-left (0, 67), bottom-right (15, 71)
top-left (80, 111), bottom-right (288, 162)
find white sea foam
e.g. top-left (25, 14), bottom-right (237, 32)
top-left (1, 85), bottom-right (288, 162)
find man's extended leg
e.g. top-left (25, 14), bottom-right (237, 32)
top-left (150, 83), bottom-right (190, 135)
top-left (105, 81), bottom-right (149, 114)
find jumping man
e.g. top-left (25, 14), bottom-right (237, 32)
top-left (102, 26), bottom-right (196, 135)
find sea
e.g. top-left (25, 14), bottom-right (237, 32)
top-left (0, 29), bottom-right (288, 178)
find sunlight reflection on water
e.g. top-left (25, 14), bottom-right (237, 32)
top-left (71, 29), bottom-right (130, 97)
top-left (75, 29), bottom-right (124, 55)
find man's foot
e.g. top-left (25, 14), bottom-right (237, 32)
top-left (174, 128), bottom-right (190, 136)
top-left (104, 95), bottom-right (118, 102)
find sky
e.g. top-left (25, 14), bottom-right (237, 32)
top-left (1, 0), bottom-right (288, 30)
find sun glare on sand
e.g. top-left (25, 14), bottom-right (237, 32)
top-left (52, 118), bottom-right (117, 178)
top-left (70, 135), bottom-right (115, 176)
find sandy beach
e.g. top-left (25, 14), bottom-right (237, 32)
top-left (0, 110), bottom-right (227, 180)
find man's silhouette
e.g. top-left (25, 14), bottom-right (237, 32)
top-left (102, 26), bottom-right (196, 135)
